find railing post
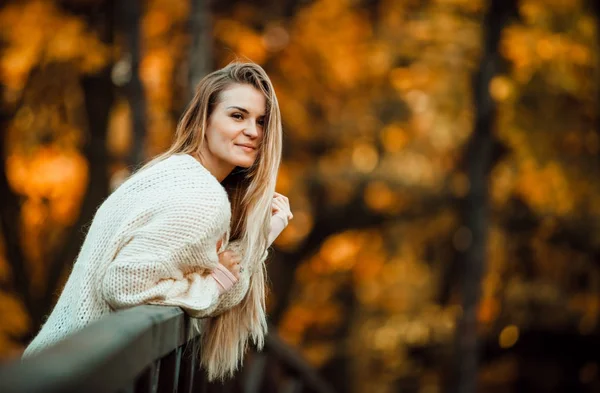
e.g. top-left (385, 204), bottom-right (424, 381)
top-left (118, 385), bottom-right (135, 393)
top-left (178, 336), bottom-right (199, 393)
top-left (157, 347), bottom-right (182, 393)
top-left (243, 352), bottom-right (268, 393)
top-left (135, 360), bottom-right (160, 393)
top-left (282, 379), bottom-right (303, 393)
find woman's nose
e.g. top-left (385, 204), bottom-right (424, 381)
top-left (243, 122), bottom-right (259, 138)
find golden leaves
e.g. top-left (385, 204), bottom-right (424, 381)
top-left (364, 181), bottom-right (397, 213)
top-left (274, 1), bottom-right (486, 382)
top-left (289, 0), bottom-right (373, 89)
top-left (274, 209), bottom-right (314, 250)
top-left (5, 147), bottom-right (87, 297)
top-left (490, 161), bottom-right (514, 206)
top-left (300, 342), bottom-right (337, 368)
top-left (141, 48), bottom-right (176, 108)
top-left (489, 76), bottom-right (515, 102)
top-left (498, 325), bottom-right (519, 348)
top-left (143, 0), bottom-right (190, 39)
top-left (214, 19), bottom-right (267, 64)
top-left (107, 99), bottom-right (133, 157)
top-left (516, 160), bottom-right (575, 216)
top-left (0, 292), bottom-right (30, 359)
top-left (6, 147), bottom-right (88, 209)
top-left (318, 232), bottom-right (363, 272)
top-left (143, 9), bottom-right (171, 40)
top-left (352, 143), bottom-right (379, 173)
top-left (139, 0), bottom-right (189, 154)
top-left (262, 23), bottom-right (290, 52)
top-left (0, 0), bottom-right (109, 93)
top-left (381, 124), bottom-right (409, 153)
top-left (501, 7), bottom-right (595, 90)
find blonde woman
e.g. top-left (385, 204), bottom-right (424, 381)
top-left (23, 62), bottom-right (292, 381)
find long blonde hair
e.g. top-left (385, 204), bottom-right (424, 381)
top-left (143, 61), bottom-right (282, 380)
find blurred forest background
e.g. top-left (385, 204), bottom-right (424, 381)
top-left (1, 0), bottom-right (599, 392)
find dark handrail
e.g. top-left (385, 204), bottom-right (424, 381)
top-left (0, 305), bottom-right (335, 393)
top-left (0, 306), bottom-right (191, 393)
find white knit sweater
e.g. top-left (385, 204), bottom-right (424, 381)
top-left (23, 153), bottom-right (263, 357)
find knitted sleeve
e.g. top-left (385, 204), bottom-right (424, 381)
top-left (100, 190), bottom-right (232, 318)
top-left (100, 245), bottom-right (232, 318)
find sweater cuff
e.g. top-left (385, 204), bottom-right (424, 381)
top-left (210, 263), bottom-right (238, 295)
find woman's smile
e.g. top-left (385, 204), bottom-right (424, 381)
top-left (235, 143), bottom-right (257, 152)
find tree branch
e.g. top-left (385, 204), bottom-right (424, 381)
top-left (450, 1), bottom-right (519, 392)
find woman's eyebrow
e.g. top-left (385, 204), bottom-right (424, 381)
top-left (227, 106), bottom-right (249, 114)
top-left (227, 106), bottom-right (266, 118)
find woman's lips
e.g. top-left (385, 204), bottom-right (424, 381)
top-left (236, 144), bottom-right (256, 152)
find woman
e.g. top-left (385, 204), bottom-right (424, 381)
top-left (22, 62), bottom-right (292, 381)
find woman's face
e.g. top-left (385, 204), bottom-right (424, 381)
top-left (204, 83), bottom-right (266, 170)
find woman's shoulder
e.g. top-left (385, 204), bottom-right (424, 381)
top-left (114, 154), bottom-right (230, 208)
top-left (143, 153), bottom-right (214, 183)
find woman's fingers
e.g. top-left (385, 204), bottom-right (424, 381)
top-left (218, 250), bottom-right (240, 266)
top-left (273, 193), bottom-right (289, 205)
top-left (272, 199), bottom-right (288, 216)
top-left (272, 194), bottom-right (293, 220)
top-left (272, 195), bottom-right (289, 208)
top-left (272, 200), bottom-right (284, 211)
top-left (229, 263), bottom-right (240, 280)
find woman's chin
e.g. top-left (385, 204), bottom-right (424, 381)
top-left (231, 160), bottom-right (254, 169)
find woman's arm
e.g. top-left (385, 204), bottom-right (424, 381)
top-left (268, 192), bottom-right (293, 246)
top-left (268, 215), bottom-right (288, 246)
top-left (101, 258), bottom-right (218, 315)
top-left (100, 242), bottom-right (237, 318)
top-left (99, 192), bottom-right (236, 318)
top-left (226, 192), bottom-right (293, 265)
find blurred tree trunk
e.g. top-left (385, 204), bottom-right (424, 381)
top-left (450, 0), bottom-right (518, 392)
top-left (593, 0), bottom-right (600, 150)
top-left (119, 0), bottom-right (146, 168)
top-left (0, 85), bottom-right (38, 326)
top-left (36, 0), bottom-right (115, 333)
top-left (188, 0), bottom-right (213, 99)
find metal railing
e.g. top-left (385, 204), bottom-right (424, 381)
top-left (0, 305), bottom-right (335, 393)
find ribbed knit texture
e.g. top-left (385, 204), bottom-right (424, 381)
top-left (23, 153), bottom-right (260, 357)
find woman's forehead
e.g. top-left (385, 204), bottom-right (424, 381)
top-left (219, 84), bottom-right (266, 115)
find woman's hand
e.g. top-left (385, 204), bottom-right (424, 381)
top-left (211, 247), bottom-right (241, 295)
top-left (268, 192), bottom-right (293, 245)
top-left (218, 249), bottom-right (241, 280)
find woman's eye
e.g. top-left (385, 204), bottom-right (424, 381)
top-left (257, 119), bottom-right (265, 127)
top-left (232, 113), bottom-right (243, 120)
